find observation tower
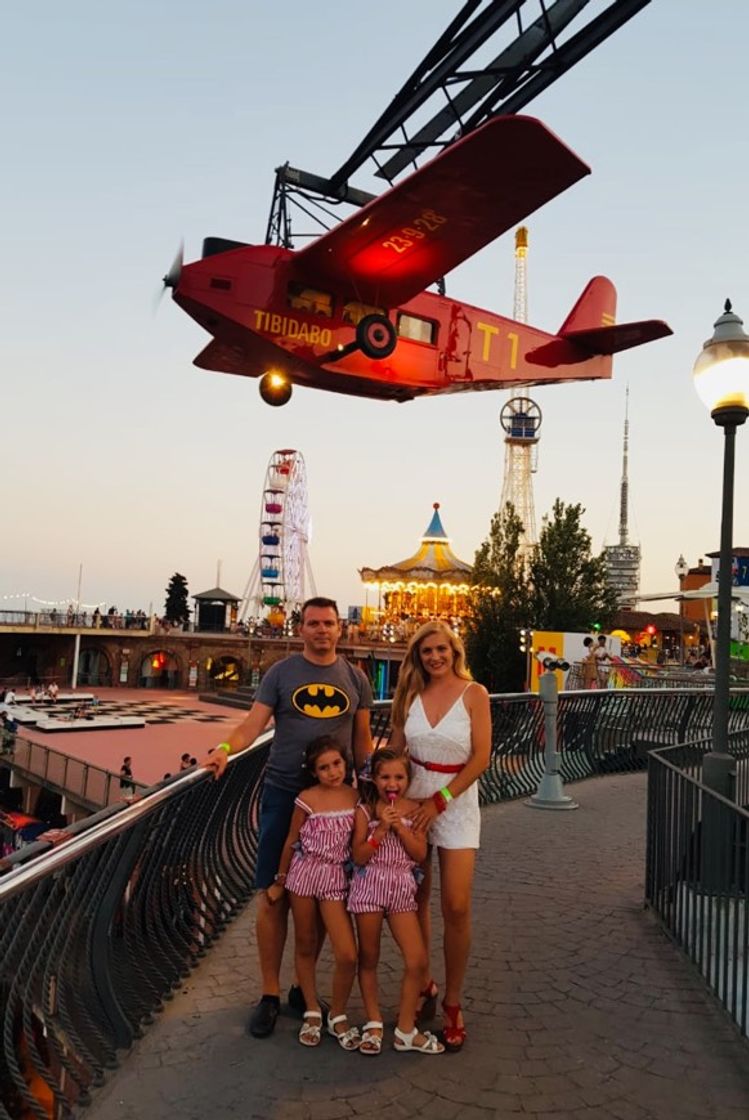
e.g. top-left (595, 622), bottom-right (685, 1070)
top-left (499, 227), bottom-right (541, 555)
top-left (603, 388), bottom-right (641, 607)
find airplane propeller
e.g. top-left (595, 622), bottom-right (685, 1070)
top-left (154, 241), bottom-right (184, 310)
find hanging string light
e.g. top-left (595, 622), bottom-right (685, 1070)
top-left (0, 592), bottom-right (106, 609)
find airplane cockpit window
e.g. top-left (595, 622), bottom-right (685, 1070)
top-left (287, 283), bottom-right (333, 318)
top-left (397, 313), bottom-right (437, 345)
top-left (342, 301), bottom-right (385, 326)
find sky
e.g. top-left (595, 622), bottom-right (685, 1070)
top-left (3, 1), bottom-right (749, 617)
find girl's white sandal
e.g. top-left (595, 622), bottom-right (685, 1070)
top-left (327, 1013), bottom-right (361, 1051)
top-left (393, 1026), bottom-right (444, 1054)
top-left (298, 1011), bottom-right (322, 1047)
top-left (359, 1020), bottom-right (384, 1055)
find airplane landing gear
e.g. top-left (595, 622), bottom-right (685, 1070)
top-left (356, 314), bottom-right (397, 359)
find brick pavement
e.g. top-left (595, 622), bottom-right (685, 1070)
top-left (85, 773), bottom-right (749, 1119)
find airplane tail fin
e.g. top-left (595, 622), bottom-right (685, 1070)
top-left (559, 276), bottom-right (617, 335)
top-left (559, 276), bottom-right (672, 355)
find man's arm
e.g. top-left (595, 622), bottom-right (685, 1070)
top-left (202, 699), bottom-right (274, 778)
top-left (352, 707), bottom-right (373, 773)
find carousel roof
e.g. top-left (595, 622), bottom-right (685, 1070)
top-left (359, 503), bottom-right (473, 585)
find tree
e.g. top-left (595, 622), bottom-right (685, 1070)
top-left (527, 499), bottom-right (618, 633)
top-left (464, 498), bottom-right (618, 694)
top-left (164, 573), bottom-right (191, 625)
top-left (463, 503), bottom-right (531, 693)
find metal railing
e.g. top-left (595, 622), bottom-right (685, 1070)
top-left (646, 732), bottom-right (749, 1037)
top-left (565, 659), bottom-right (719, 691)
top-left (0, 611), bottom-right (153, 633)
top-left (2, 688), bottom-right (749, 1117)
top-left (0, 736), bottom-right (270, 1118)
top-left (2, 734), bottom-right (147, 813)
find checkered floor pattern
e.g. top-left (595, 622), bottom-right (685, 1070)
top-left (25, 700), bottom-right (231, 725)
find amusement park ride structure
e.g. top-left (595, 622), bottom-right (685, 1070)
top-left (239, 449), bottom-right (316, 622)
top-left (500, 226), bottom-right (541, 555)
top-left (163, 0), bottom-right (670, 407)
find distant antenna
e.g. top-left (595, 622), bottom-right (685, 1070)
top-left (619, 386), bottom-right (630, 545)
top-left (602, 387), bottom-right (641, 608)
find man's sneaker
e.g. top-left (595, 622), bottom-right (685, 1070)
top-left (247, 995), bottom-right (280, 1038)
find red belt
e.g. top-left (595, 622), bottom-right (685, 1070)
top-left (410, 756), bottom-right (464, 774)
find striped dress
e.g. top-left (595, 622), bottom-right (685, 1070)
top-left (347, 803), bottom-right (419, 915)
top-left (285, 799), bottom-right (355, 902)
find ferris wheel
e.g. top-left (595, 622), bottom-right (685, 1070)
top-left (240, 449), bottom-right (317, 620)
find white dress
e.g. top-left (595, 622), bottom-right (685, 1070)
top-left (405, 687), bottom-right (480, 850)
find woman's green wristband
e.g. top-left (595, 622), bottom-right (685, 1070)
top-left (440, 786), bottom-right (453, 802)
top-left (217, 742), bottom-right (232, 755)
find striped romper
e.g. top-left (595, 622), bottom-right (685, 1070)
top-left (347, 804), bottom-right (419, 915)
top-left (285, 799), bottom-right (355, 902)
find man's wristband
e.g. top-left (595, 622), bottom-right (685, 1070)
top-left (217, 742), bottom-right (232, 755)
top-left (367, 835), bottom-right (381, 850)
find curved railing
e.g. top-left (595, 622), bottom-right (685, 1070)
top-left (2, 688), bottom-right (749, 1117)
top-left (2, 733), bottom-right (148, 815)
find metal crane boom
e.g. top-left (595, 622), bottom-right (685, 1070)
top-left (266, 0), bottom-right (653, 247)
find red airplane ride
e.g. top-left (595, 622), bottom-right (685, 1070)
top-left (165, 115), bottom-right (671, 406)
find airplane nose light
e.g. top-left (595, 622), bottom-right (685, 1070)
top-left (259, 371), bottom-right (293, 407)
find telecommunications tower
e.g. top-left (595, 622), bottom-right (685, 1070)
top-left (603, 388), bottom-right (641, 608)
top-left (499, 227), bottom-right (541, 555)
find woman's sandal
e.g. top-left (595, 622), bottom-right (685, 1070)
top-left (441, 1002), bottom-right (467, 1052)
top-left (298, 1011), bottom-right (322, 1047)
top-left (327, 1013), bottom-right (361, 1051)
top-left (416, 979), bottom-right (439, 1023)
top-left (393, 1026), bottom-right (444, 1054)
top-left (359, 1020), bottom-right (383, 1055)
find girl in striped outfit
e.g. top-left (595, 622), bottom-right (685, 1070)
top-left (269, 736), bottom-right (360, 1050)
top-left (349, 749), bottom-right (444, 1055)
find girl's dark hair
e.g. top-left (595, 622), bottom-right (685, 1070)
top-left (361, 748), bottom-right (411, 805)
top-left (302, 735), bottom-right (347, 786)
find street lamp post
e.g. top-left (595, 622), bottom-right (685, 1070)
top-left (674, 554), bottom-right (688, 666)
top-left (693, 300), bottom-right (749, 794)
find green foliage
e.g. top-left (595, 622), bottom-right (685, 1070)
top-left (164, 572), bottom-right (191, 624)
top-left (527, 500), bottom-right (618, 633)
top-left (464, 499), bottom-right (617, 693)
top-left (463, 504), bottom-right (530, 693)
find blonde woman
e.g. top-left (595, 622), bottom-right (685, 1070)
top-left (389, 622), bottom-right (491, 1051)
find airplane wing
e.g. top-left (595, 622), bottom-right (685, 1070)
top-left (193, 340), bottom-right (249, 375)
top-left (562, 321), bottom-right (673, 354)
top-left (294, 115), bottom-right (589, 308)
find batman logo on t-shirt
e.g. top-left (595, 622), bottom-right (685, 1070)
top-left (292, 683), bottom-right (350, 719)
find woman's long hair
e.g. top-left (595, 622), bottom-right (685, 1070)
top-left (391, 621), bottom-right (472, 729)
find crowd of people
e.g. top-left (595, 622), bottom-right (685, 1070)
top-left (202, 597), bottom-right (490, 1055)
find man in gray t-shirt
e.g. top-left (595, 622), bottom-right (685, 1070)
top-left (203, 597), bottom-right (373, 1039)
top-left (256, 652), bottom-right (372, 793)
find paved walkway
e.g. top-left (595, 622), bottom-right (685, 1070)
top-left (86, 774), bottom-right (749, 1119)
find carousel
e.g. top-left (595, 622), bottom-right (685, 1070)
top-left (359, 503), bottom-right (474, 626)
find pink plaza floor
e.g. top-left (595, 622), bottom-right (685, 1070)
top-left (20, 689), bottom-right (247, 788)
